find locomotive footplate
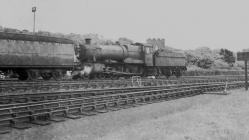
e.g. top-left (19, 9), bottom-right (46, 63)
top-left (90, 70), bottom-right (142, 79)
top-left (103, 70), bottom-right (142, 76)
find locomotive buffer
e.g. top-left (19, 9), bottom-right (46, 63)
top-left (237, 51), bottom-right (249, 90)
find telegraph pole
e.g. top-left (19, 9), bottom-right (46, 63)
top-left (245, 60), bottom-right (248, 90)
top-left (32, 6), bottom-right (36, 33)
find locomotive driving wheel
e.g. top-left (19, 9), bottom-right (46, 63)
top-left (96, 73), bottom-right (105, 79)
top-left (41, 72), bottom-right (52, 80)
top-left (110, 74), bottom-right (118, 80)
top-left (175, 69), bottom-right (182, 78)
top-left (17, 70), bottom-right (29, 80)
top-left (52, 71), bottom-right (62, 80)
top-left (27, 70), bottom-right (39, 80)
top-left (83, 75), bottom-right (90, 80)
top-left (152, 67), bottom-right (159, 78)
top-left (164, 69), bottom-right (171, 78)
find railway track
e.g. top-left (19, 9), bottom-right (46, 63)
top-left (0, 75), bottom-right (244, 94)
top-left (0, 80), bottom-right (244, 134)
top-left (0, 75), bottom-right (245, 84)
top-left (0, 82), bottom-right (220, 105)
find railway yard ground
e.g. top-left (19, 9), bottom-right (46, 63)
top-left (0, 88), bottom-right (249, 140)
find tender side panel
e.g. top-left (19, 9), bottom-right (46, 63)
top-left (155, 56), bottom-right (186, 67)
top-left (53, 43), bottom-right (76, 66)
top-left (0, 40), bottom-right (75, 68)
top-left (154, 50), bottom-right (186, 67)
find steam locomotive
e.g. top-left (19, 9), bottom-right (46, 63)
top-left (76, 39), bottom-right (186, 79)
top-left (0, 31), bottom-right (186, 80)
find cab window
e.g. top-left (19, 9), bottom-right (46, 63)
top-left (145, 47), bottom-right (150, 54)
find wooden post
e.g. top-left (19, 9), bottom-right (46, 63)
top-left (33, 11), bottom-right (36, 33)
top-left (245, 60), bottom-right (248, 90)
top-left (237, 51), bottom-right (249, 91)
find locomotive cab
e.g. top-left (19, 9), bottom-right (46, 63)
top-left (144, 45), bottom-right (154, 66)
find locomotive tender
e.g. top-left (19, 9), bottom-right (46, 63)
top-left (0, 31), bottom-right (78, 80)
top-left (0, 31), bottom-right (186, 80)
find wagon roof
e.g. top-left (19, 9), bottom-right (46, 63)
top-left (0, 31), bottom-right (75, 44)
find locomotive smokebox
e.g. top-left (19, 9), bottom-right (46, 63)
top-left (85, 38), bottom-right (91, 45)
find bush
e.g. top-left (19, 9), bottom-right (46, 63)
top-left (197, 58), bottom-right (213, 69)
top-left (220, 48), bottom-right (235, 64)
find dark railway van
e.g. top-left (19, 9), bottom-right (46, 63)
top-left (0, 32), bottom-right (78, 80)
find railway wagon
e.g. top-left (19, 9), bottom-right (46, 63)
top-left (0, 32), bottom-right (77, 80)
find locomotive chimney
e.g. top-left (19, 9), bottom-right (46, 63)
top-left (85, 38), bottom-right (91, 45)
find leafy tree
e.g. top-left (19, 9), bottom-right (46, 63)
top-left (185, 52), bottom-right (198, 65)
top-left (197, 58), bottom-right (213, 69)
top-left (184, 47), bottom-right (215, 68)
top-left (118, 37), bottom-right (133, 45)
top-left (219, 49), bottom-right (235, 64)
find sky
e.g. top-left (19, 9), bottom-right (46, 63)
top-left (0, 0), bottom-right (249, 51)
